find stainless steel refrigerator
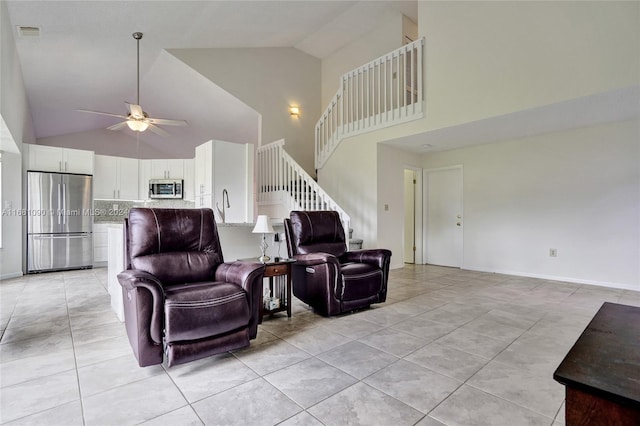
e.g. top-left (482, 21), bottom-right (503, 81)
top-left (27, 171), bottom-right (93, 273)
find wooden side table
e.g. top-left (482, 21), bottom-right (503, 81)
top-left (553, 302), bottom-right (640, 425)
top-left (239, 258), bottom-right (295, 320)
top-left (261, 259), bottom-right (294, 319)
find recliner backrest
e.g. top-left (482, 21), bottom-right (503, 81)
top-left (126, 208), bottom-right (223, 285)
top-left (288, 211), bottom-right (347, 257)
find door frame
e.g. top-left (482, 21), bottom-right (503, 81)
top-left (422, 165), bottom-right (463, 268)
top-left (404, 166), bottom-right (424, 264)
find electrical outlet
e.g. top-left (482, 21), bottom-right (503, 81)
top-left (549, 248), bottom-right (557, 257)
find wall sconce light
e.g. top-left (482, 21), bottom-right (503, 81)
top-left (289, 106), bottom-right (300, 117)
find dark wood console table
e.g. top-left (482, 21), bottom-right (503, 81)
top-left (553, 302), bottom-right (640, 425)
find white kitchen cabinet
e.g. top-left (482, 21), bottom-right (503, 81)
top-left (195, 142), bottom-right (213, 196)
top-left (194, 139), bottom-right (252, 223)
top-left (26, 144), bottom-right (94, 174)
top-left (94, 155), bottom-right (139, 200)
top-left (182, 158), bottom-right (195, 201)
top-left (150, 159), bottom-right (184, 179)
top-left (138, 159), bottom-right (151, 200)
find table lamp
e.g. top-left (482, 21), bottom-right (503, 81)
top-left (252, 215), bottom-right (275, 263)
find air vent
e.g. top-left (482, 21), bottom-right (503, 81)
top-left (17, 26), bottom-right (40, 37)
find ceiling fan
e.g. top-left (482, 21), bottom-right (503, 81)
top-left (78, 32), bottom-right (187, 136)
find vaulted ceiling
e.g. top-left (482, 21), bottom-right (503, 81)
top-left (6, 1), bottom-right (417, 157)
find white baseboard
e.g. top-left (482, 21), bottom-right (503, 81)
top-left (1, 271), bottom-right (24, 280)
top-left (464, 265), bottom-right (639, 292)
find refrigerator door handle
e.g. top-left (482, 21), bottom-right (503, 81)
top-left (57, 183), bottom-right (62, 225)
top-left (33, 234), bottom-right (90, 240)
top-left (62, 183), bottom-right (67, 224)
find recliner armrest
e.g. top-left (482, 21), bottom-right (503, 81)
top-left (215, 261), bottom-right (265, 294)
top-left (292, 252), bottom-right (340, 267)
top-left (215, 261), bottom-right (265, 339)
top-left (117, 269), bottom-right (165, 344)
top-left (340, 249), bottom-right (392, 269)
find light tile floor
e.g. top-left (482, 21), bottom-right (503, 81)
top-left (1, 265), bottom-right (639, 425)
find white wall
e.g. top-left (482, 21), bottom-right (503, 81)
top-left (169, 47), bottom-right (321, 176)
top-left (422, 119), bottom-right (640, 290)
top-left (320, 12), bottom-right (405, 108)
top-left (419, 1), bottom-right (640, 131)
top-left (0, 151), bottom-right (24, 278)
top-left (317, 135), bottom-right (378, 249)
top-left (377, 144), bottom-right (423, 269)
top-left (0, 0), bottom-right (35, 152)
top-left (1, 0), bottom-right (35, 278)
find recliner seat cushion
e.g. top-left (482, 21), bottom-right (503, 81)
top-left (340, 262), bottom-right (383, 301)
top-left (164, 281), bottom-right (249, 342)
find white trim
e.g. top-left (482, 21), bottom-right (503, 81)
top-left (465, 266), bottom-right (639, 292)
top-left (1, 271), bottom-right (23, 280)
top-left (403, 165), bottom-right (423, 265)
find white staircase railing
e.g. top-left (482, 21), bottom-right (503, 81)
top-left (316, 37), bottom-right (425, 170)
top-left (257, 139), bottom-right (351, 240)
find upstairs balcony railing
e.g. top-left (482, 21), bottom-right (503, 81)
top-left (316, 37), bottom-right (424, 169)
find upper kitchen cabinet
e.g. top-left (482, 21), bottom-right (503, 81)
top-left (150, 159), bottom-right (185, 179)
top-left (26, 144), bottom-right (94, 174)
top-left (194, 139), bottom-right (253, 223)
top-left (94, 155), bottom-right (139, 200)
top-left (195, 142), bottom-right (213, 196)
top-left (182, 159), bottom-right (195, 202)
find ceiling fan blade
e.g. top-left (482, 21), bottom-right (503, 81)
top-left (126, 103), bottom-right (145, 119)
top-left (148, 118), bottom-right (188, 127)
top-left (147, 123), bottom-right (169, 137)
top-left (106, 121), bottom-right (128, 131)
top-left (77, 109), bottom-right (128, 119)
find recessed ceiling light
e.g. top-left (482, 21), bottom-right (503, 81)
top-left (421, 144), bottom-right (433, 148)
top-left (17, 26), bottom-right (40, 37)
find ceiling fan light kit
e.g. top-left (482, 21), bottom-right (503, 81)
top-left (126, 119), bottom-right (149, 132)
top-left (78, 31), bottom-right (187, 135)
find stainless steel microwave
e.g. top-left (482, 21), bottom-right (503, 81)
top-left (149, 179), bottom-right (183, 199)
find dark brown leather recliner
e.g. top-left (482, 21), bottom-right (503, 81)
top-left (117, 208), bottom-right (265, 367)
top-left (284, 210), bottom-right (391, 317)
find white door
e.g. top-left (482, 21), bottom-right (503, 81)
top-left (403, 169), bottom-right (415, 263)
top-left (424, 166), bottom-right (463, 267)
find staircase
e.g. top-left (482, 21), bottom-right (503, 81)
top-left (257, 38), bottom-right (425, 248)
top-left (257, 139), bottom-right (351, 240)
top-left (315, 38), bottom-right (424, 169)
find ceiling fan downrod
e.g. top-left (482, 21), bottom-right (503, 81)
top-left (133, 32), bottom-right (143, 106)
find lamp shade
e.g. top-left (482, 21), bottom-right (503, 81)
top-left (252, 215), bottom-right (274, 234)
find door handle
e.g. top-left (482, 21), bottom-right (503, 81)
top-left (62, 184), bottom-right (66, 224)
top-left (456, 222), bottom-right (461, 227)
top-left (57, 183), bottom-right (62, 225)
top-left (34, 234), bottom-right (89, 239)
